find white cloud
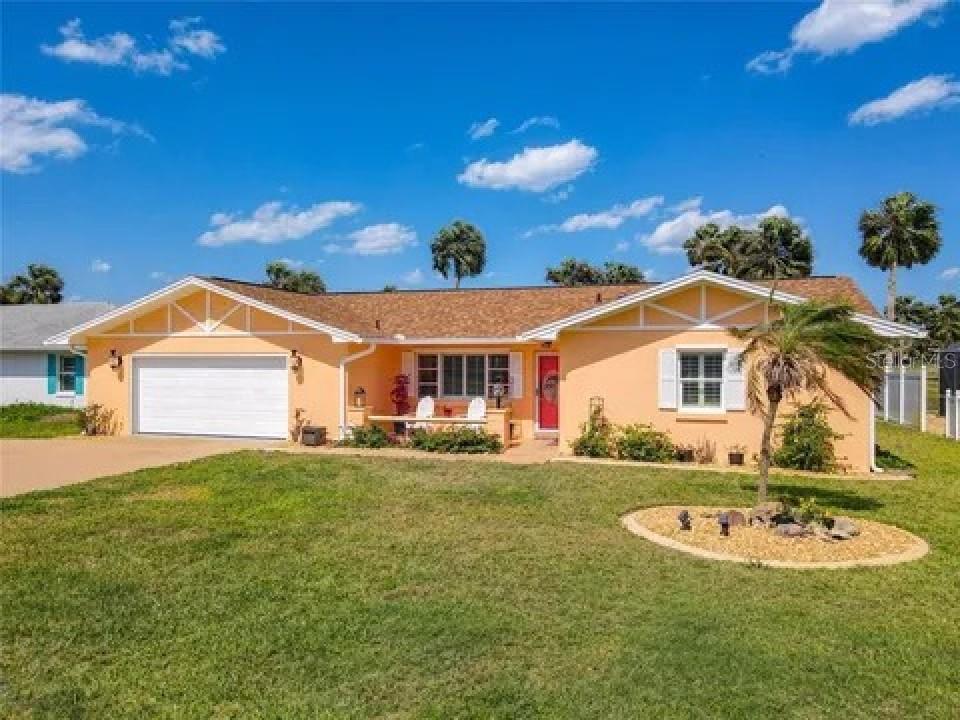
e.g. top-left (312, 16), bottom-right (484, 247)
top-left (640, 198), bottom-right (791, 255)
top-left (614, 241), bottom-right (631, 253)
top-left (512, 116), bottom-right (560, 133)
top-left (458, 139), bottom-right (598, 193)
top-left (402, 268), bottom-right (425, 285)
top-left (941, 267), bottom-right (960, 280)
top-left (169, 17), bottom-right (225, 58)
top-left (467, 118), bottom-right (499, 140)
top-left (849, 74), bottom-right (960, 125)
top-left (90, 259), bottom-right (111, 273)
top-left (747, 0), bottom-right (946, 74)
top-left (543, 185), bottom-right (574, 204)
top-left (527, 195), bottom-right (664, 236)
top-left (197, 200), bottom-right (360, 247)
top-left (327, 223), bottom-right (418, 256)
top-left (41, 17), bottom-right (223, 75)
top-left (669, 196), bottom-right (703, 214)
top-left (0, 93), bottom-right (149, 173)
top-left (149, 271), bottom-right (170, 281)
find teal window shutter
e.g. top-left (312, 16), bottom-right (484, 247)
top-left (75, 356), bottom-right (86, 395)
top-left (47, 354), bottom-right (57, 394)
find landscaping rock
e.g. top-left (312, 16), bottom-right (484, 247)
top-left (829, 529), bottom-right (853, 541)
top-left (831, 517), bottom-right (860, 537)
top-left (727, 510), bottom-right (747, 527)
top-left (749, 502), bottom-right (784, 527)
top-left (774, 523), bottom-right (810, 538)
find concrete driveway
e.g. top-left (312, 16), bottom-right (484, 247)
top-left (1, 435), bottom-right (279, 497)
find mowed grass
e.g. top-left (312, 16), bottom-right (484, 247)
top-left (0, 402), bottom-right (81, 438)
top-left (1, 425), bottom-right (959, 719)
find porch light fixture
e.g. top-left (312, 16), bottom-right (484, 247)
top-left (353, 386), bottom-right (367, 408)
top-left (290, 349), bottom-right (302, 372)
top-left (109, 349), bottom-right (122, 370)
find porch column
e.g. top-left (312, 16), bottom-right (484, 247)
top-left (485, 407), bottom-right (512, 449)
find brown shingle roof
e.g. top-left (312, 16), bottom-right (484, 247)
top-left (205, 274), bottom-right (878, 340)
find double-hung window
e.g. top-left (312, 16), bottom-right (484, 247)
top-left (58, 355), bottom-right (77, 394)
top-left (679, 351), bottom-right (723, 410)
top-left (417, 353), bottom-right (511, 398)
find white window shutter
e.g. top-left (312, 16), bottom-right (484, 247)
top-left (658, 349), bottom-right (678, 409)
top-left (509, 352), bottom-right (523, 398)
top-left (725, 350), bottom-right (746, 411)
top-left (401, 352), bottom-right (416, 398)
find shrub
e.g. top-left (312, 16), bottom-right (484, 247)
top-left (339, 424), bottom-right (392, 449)
top-left (409, 427), bottom-right (503, 454)
top-left (615, 423), bottom-right (676, 462)
top-left (773, 401), bottom-right (842, 472)
top-left (571, 407), bottom-right (615, 458)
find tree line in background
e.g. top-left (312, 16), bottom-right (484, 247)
top-left (0, 264), bottom-right (64, 304)
top-left (4, 192), bottom-right (951, 350)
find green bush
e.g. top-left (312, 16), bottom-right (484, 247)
top-left (773, 401), bottom-right (842, 472)
top-left (615, 423), bottom-right (676, 462)
top-left (409, 427), bottom-right (503, 454)
top-left (338, 424), bottom-right (392, 449)
top-left (571, 408), bottom-right (616, 458)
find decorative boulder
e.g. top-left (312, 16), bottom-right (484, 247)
top-left (727, 510), bottom-right (747, 527)
top-left (774, 522), bottom-right (810, 538)
top-left (749, 502), bottom-right (784, 527)
top-left (831, 517), bottom-right (860, 537)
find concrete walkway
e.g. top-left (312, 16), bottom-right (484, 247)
top-left (1, 435), bottom-right (277, 497)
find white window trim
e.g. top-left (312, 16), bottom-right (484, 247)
top-left (57, 355), bottom-right (78, 396)
top-left (416, 351), bottom-right (511, 400)
top-left (677, 348), bottom-right (726, 414)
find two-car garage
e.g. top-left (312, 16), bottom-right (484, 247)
top-left (133, 356), bottom-right (289, 439)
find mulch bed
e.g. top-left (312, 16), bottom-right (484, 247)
top-left (626, 505), bottom-right (928, 566)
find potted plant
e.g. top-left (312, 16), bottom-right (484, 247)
top-left (675, 444), bottom-right (695, 463)
top-left (728, 444), bottom-right (746, 466)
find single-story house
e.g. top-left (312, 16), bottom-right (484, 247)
top-left (46, 270), bottom-right (922, 471)
top-left (1, 302), bottom-right (113, 407)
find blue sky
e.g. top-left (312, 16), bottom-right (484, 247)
top-left (2, 2), bottom-right (958, 308)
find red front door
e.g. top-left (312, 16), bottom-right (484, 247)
top-left (537, 355), bottom-right (559, 430)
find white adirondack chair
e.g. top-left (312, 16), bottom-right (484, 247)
top-left (407, 396), bottom-right (435, 431)
top-left (466, 396), bottom-right (486, 430)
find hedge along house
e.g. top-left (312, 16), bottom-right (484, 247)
top-left (46, 270), bottom-right (923, 471)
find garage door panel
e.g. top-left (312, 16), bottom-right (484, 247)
top-left (134, 356), bottom-right (288, 439)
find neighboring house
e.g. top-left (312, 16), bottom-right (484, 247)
top-left (1, 303), bottom-right (113, 407)
top-left (46, 271), bottom-right (922, 471)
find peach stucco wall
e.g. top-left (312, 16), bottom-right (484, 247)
top-left (555, 327), bottom-right (871, 472)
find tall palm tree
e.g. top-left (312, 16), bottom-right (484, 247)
top-left (1, 263), bottom-right (64, 304)
top-left (743, 216), bottom-right (814, 298)
top-left (732, 301), bottom-right (884, 503)
top-left (431, 220), bottom-right (486, 288)
top-left (859, 192), bottom-right (941, 321)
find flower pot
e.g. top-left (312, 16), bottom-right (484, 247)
top-left (728, 452), bottom-right (745, 466)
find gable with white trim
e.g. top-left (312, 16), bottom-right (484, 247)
top-left (46, 276), bottom-right (360, 347)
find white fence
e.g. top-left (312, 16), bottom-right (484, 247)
top-left (946, 389), bottom-right (960, 440)
top-left (879, 365), bottom-right (927, 432)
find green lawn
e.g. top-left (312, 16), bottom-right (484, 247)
top-left (2, 424), bottom-right (959, 719)
top-left (0, 402), bottom-right (82, 438)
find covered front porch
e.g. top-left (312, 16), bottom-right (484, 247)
top-left (341, 342), bottom-right (558, 447)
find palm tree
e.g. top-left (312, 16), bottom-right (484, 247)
top-left (859, 192), bottom-right (941, 321)
top-left (1, 263), bottom-right (64, 304)
top-left (743, 217), bottom-right (814, 296)
top-left (265, 261), bottom-right (325, 293)
top-left (732, 301), bottom-right (884, 503)
top-left (431, 221), bottom-right (486, 288)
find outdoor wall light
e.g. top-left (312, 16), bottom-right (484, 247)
top-left (290, 349), bottom-right (302, 372)
top-left (353, 386), bottom-right (367, 408)
top-left (109, 349), bottom-right (122, 370)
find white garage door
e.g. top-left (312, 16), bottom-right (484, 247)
top-left (134, 356), bottom-right (288, 439)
